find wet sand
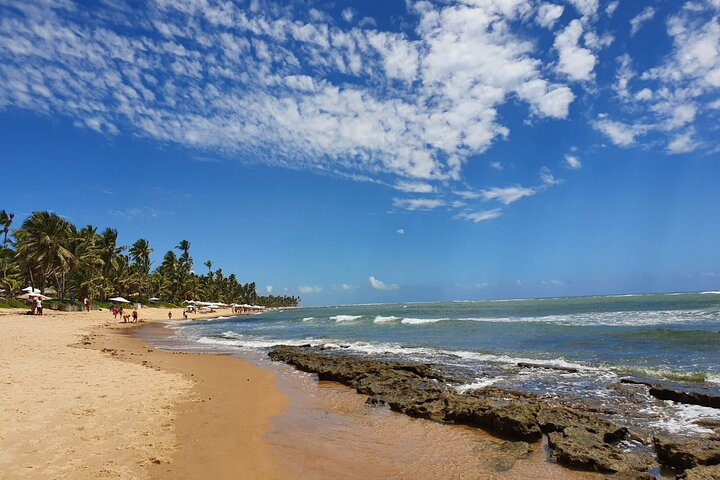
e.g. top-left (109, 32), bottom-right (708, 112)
top-left (140, 321), bottom-right (607, 480)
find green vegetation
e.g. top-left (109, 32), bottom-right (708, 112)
top-left (0, 210), bottom-right (299, 308)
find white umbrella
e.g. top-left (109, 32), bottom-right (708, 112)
top-left (22, 286), bottom-right (42, 294)
top-left (149, 297), bottom-right (160, 302)
top-left (17, 293), bottom-right (52, 300)
top-left (108, 296), bottom-right (131, 303)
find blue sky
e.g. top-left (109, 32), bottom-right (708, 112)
top-left (1, 0), bottom-right (719, 305)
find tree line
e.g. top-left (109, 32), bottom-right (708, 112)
top-left (0, 210), bottom-right (300, 307)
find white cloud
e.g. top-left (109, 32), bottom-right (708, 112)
top-left (456, 209), bottom-right (502, 223)
top-left (341, 7), bottom-right (355, 23)
top-left (540, 167), bottom-right (562, 185)
top-left (340, 283), bottom-right (354, 290)
top-left (667, 130), bottom-right (699, 153)
top-left (630, 7), bottom-right (656, 36)
top-left (516, 79), bottom-right (574, 118)
top-left (454, 190), bottom-right (482, 199)
top-left (606, 1), bottom-right (619, 17)
top-left (594, 118), bottom-right (648, 146)
top-left (489, 161), bottom-right (503, 170)
top-left (396, 228), bottom-right (405, 234)
top-left (635, 88), bottom-right (653, 101)
top-left (369, 276), bottom-right (398, 290)
top-left (392, 198), bottom-right (445, 210)
top-left (536, 4), bottom-right (564, 29)
top-left (298, 285), bottom-right (323, 294)
top-left (567, 0), bottom-right (599, 18)
top-left (265, 285), bottom-right (273, 294)
top-left (395, 181), bottom-right (435, 193)
top-left (554, 20), bottom-right (597, 81)
top-left (614, 54), bottom-right (634, 99)
top-left (481, 186), bottom-right (537, 205)
top-left (0, 0), bottom-right (586, 206)
top-left (564, 154), bottom-right (582, 169)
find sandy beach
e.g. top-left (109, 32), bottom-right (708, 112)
top-left (0, 307), bottom-right (287, 480)
top-left (0, 306), bottom-right (634, 480)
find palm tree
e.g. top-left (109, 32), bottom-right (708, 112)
top-left (98, 228), bottom-right (124, 277)
top-left (0, 209), bottom-right (15, 283)
top-left (176, 240), bottom-right (192, 271)
top-left (204, 259), bottom-right (212, 275)
top-left (130, 239), bottom-right (153, 275)
top-left (13, 211), bottom-right (75, 295)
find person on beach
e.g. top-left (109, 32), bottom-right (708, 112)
top-left (112, 306), bottom-right (119, 319)
top-left (168, 311), bottom-right (172, 320)
top-left (85, 297), bottom-right (91, 312)
top-left (35, 298), bottom-right (43, 315)
top-left (183, 310), bottom-right (188, 320)
top-left (132, 309), bottom-right (138, 322)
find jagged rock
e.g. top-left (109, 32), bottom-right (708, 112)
top-left (653, 435), bottom-right (720, 470)
top-left (537, 406), bottom-right (628, 443)
top-left (493, 441), bottom-right (531, 471)
top-left (479, 403), bottom-right (542, 441)
top-left (649, 386), bottom-right (720, 410)
top-left (620, 378), bottom-right (720, 410)
top-left (548, 428), bottom-right (653, 474)
top-left (268, 346), bottom-right (656, 478)
top-left (679, 464), bottom-right (720, 479)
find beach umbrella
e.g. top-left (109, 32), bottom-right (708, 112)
top-left (17, 293), bottom-right (52, 300)
top-left (21, 286), bottom-right (42, 294)
top-left (149, 297), bottom-right (160, 302)
top-left (107, 296), bottom-right (131, 303)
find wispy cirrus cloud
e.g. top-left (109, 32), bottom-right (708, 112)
top-left (2, 0), bottom-right (717, 223)
top-left (0, 0), bottom-right (581, 223)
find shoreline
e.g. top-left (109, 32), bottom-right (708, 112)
top-left (4, 305), bottom-right (708, 479)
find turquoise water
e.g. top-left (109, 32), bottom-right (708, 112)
top-left (175, 292), bottom-right (720, 381)
top-left (166, 291), bottom-right (720, 435)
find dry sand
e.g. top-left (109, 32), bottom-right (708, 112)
top-left (0, 307), bottom-right (287, 480)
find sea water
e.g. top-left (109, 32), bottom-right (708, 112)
top-left (162, 292), bottom-right (720, 436)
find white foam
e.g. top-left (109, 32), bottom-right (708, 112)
top-left (705, 373), bottom-right (720, 385)
top-left (373, 315), bottom-right (400, 323)
top-left (401, 317), bottom-right (448, 324)
top-left (330, 315), bottom-right (363, 322)
top-left (391, 309), bottom-right (719, 327)
top-left (455, 378), bottom-right (499, 393)
top-left (642, 402), bottom-right (719, 435)
top-left (700, 291), bottom-right (720, 295)
top-left (302, 317), bottom-right (315, 322)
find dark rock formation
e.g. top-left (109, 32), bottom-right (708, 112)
top-left (679, 464), bottom-right (720, 479)
top-left (268, 345), bottom-right (659, 477)
top-left (653, 435), bottom-right (720, 470)
top-left (648, 387), bottom-right (720, 410)
top-left (620, 378), bottom-right (720, 410)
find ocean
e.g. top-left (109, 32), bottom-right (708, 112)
top-left (158, 291), bottom-right (720, 437)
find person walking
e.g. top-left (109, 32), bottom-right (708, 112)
top-left (35, 297), bottom-right (43, 315)
top-left (168, 310), bottom-right (172, 320)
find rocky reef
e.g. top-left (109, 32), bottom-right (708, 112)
top-left (268, 345), bottom-right (720, 479)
